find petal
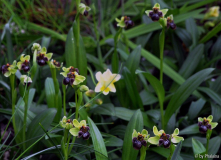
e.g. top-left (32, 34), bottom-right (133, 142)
top-left (113, 74), bottom-right (121, 82)
top-left (148, 136), bottom-right (160, 145)
top-left (145, 10), bottom-right (152, 16)
top-left (73, 75), bottom-right (86, 85)
top-left (21, 55), bottom-right (30, 62)
top-left (80, 120), bottom-right (86, 127)
top-left (198, 117), bottom-right (203, 122)
top-left (207, 115), bottom-right (213, 122)
top-left (45, 53), bottom-right (53, 60)
top-left (59, 121), bottom-right (66, 128)
top-left (103, 69), bottom-right (112, 78)
top-left (41, 47), bottom-right (47, 53)
top-left (172, 128), bottom-right (179, 136)
top-left (153, 126), bottom-right (159, 136)
top-left (171, 135), bottom-right (184, 144)
top-left (73, 119), bottom-right (81, 128)
top-left (10, 68), bottom-right (18, 74)
top-left (20, 54), bottom-right (25, 61)
top-left (60, 72), bottom-right (67, 77)
top-left (17, 62), bottom-right (23, 70)
top-left (109, 83), bottom-right (116, 92)
top-left (132, 129), bottom-right (138, 139)
top-left (95, 83), bottom-right (103, 93)
top-left (62, 116), bottom-right (67, 122)
top-left (4, 71), bottom-right (11, 77)
top-left (69, 128), bottom-right (80, 136)
top-left (160, 9), bottom-right (168, 17)
top-left (115, 18), bottom-right (121, 23)
top-left (141, 129), bottom-right (148, 136)
top-left (103, 89), bottom-right (110, 95)
top-left (62, 67), bottom-right (70, 72)
top-left (95, 71), bottom-right (102, 81)
top-left (210, 122), bottom-right (218, 129)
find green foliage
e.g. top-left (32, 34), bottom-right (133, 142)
top-left (0, 0), bottom-right (221, 159)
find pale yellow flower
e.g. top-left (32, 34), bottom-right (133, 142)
top-left (208, 6), bottom-right (220, 17)
top-left (95, 69), bottom-right (121, 95)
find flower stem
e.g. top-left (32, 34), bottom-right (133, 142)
top-left (206, 129), bottom-right (212, 157)
top-left (159, 28), bottom-right (165, 84)
top-left (31, 50), bottom-right (37, 80)
top-left (9, 74), bottom-right (17, 137)
top-left (22, 89), bottom-right (29, 150)
top-left (159, 28), bottom-right (165, 129)
top-left (112, 28), bottom-right (122, 73)
top-left (51, 68), bottom-right (61, 122)
top-left (140, 146), bottom-right (147, 160)
top-left (62, 84), bottom-right (66, 116)
top-left (68, 89), bottom-right (82, 155)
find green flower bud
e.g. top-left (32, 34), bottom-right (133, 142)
top-left (85, 90), bottom-right (96, 97)
top-left (31, 43), bottom-right (41, 53)
top-left (80, 85), bottom-right (89, 92)
top-left (95, 99), bottom-right (103, 105)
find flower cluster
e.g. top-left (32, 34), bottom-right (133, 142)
top-left (36, 47), bottom-right (53, 66)
top-left (0, 61), bottom-right (18, 77)
top-left (20, 75), bottom-right (32, 87)
top-left (17, 54), bottom-right (30, 72)
top-left (61, 66), bottom-right (85, 86)
top-left (167, 15), bottom-right (176, 30)
top-left (69, 119), bottom-right (90, 140)
top-left (31, 43), bottom-right (41, 53)
top-left (132, 129), bottom-right (149, 150)
top-left (132, 126), bottom-right (184, 150)
top-left (115, 16), bottom-right (134, 28)
top-left (145, 3), bottom-right (176, 30)
top-left (95, 69), bottom-right (121, 95)
top-left (79, 3), bottom-right (91, 16)
top-left (60, 116), bottom-right (74, 130)
top-left (198, 115), bottom-right (218, 134)
top-left (50, 59), bottom-right (63, 69)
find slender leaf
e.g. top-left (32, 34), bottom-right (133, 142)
top-left (122, 109), bottom-right (143, 160)
top-left (164, 68), bottom-right (214, 127)
top-left (87, 117), bottom-right (108, 160)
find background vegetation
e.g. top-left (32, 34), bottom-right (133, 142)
top-left (0, 0), bottom-right (221, 159)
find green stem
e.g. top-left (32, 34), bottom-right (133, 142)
top-left (205, 129), bottom-right (212, 159)
top-left (68, 89), bottom-right (82, 155)
top-left (9, 75), bottom-right (17, 136)
top-left (206, 138), bottom-right (209, 154)
top-left (66, 133), bottom-right (71, 159)
top-left (159, 28), bottom-right (165, 84)
top-left (159, 28), bottom-right (165, 129)
top-left (51, 68), bottom-right (60, 122)
top-left (75, 0), bottom-right (80, 68)
top-left (62, 84), bottom-right (66, 116)
top-left (22, 89), bottom-right (29, 150)
top-left (140, 146), bottom-right (147, 160)
top-left (112, 28), bottom-right (122, 73)
top-left (31, 50), bottom-right (37, 80)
